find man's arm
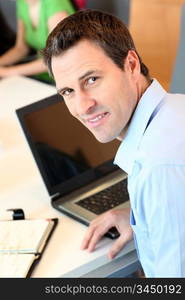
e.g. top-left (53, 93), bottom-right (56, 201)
top-left (142, 164), bottom-right (185, 277)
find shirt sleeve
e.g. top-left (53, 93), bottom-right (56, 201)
top-left (142, 164), bottom-right (185, 277)
top-left (45, 0), bottom-right (75, 19)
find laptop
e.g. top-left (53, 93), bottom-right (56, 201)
top-left (16, 93), bottom-right (130, 239)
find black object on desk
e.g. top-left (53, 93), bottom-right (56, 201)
top-left (7, 208), bottom-right (25, 220)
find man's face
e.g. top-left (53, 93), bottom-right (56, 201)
top-left (52, 40), bottom-right (140, 143)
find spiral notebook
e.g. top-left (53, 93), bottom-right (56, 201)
top-left (0, 218), bottom-right (58, 278)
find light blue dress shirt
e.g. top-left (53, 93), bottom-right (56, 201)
top-left (114, 79), bottom-right (185, 277)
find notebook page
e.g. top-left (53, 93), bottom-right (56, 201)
top-left (0, 253), bottom-right (36, 278)
top-left (0, 219), bottom-right (52, 253)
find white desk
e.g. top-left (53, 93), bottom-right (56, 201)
top-left (0, 76), bottom-right (139, 277)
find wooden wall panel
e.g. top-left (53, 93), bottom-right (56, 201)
top-left (129, 0), bottom-right (185, 90)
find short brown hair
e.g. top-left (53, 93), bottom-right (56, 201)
top-left (43, 9), bottom-right (149, 78)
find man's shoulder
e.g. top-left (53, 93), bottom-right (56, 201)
top-left (165, 91), bottom-right (185, 109)
top-left (139, 92), bottom-right (185, 164)
top-left (160, 92), bottom-right (185, 125)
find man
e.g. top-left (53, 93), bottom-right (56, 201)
top-left (43, 9), bottom-right (185, 277)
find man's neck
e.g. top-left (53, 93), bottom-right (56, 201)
top-left (137, 75), bottom-right (152, 102)
top-left (117, 76), bottom-right (152, 142)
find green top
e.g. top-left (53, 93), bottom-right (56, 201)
top-left (16, 0), bottom-right (75, 82)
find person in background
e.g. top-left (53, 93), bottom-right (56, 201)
top-left (42, 9), bottom-right (185, 277)
top-left (0, 0), bottom-right (75, 83)
top-left (71, 0), bottom-right (86, 10)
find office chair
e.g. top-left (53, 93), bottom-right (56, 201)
top-left (0, 0), bottom-right (17, 32)
top-left (170, 5), bottom-right (185, 94)
top-left (86, 0), bottom-right (130, 25)
top-left (0, 8), bottom-right (16, 54)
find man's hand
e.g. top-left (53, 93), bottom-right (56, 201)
top-left (81, 208), bottom-right (133, 259)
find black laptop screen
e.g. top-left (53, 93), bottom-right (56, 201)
top-left (16, 94), bottom-right (120, 196)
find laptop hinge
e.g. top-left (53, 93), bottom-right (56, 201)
top-left (51, 192), bottom-right (60, 199)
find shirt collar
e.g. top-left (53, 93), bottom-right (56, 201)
top-left (114, 79), bottom-right (167, 174)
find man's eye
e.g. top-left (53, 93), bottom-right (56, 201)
top-left (62, 88), bottom-right (73, 96)
top-left (87, 77), bottom-right (97, 85)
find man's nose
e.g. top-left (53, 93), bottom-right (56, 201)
top-left (75, 91), bottom-right (96, 116)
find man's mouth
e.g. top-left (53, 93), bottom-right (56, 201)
top-left (85, 112), bottom-right (109, 127)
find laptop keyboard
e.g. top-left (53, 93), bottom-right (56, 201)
top-left (76, 179), bottom-right (129, 215)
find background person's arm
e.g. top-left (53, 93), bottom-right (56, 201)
top-left (0, 11), bottom-right (69, 78)
top-left (0, 58), bottom-right (47, 77)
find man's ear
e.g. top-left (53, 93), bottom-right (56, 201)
top-left (124, 50), bottom-right (140, 78)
